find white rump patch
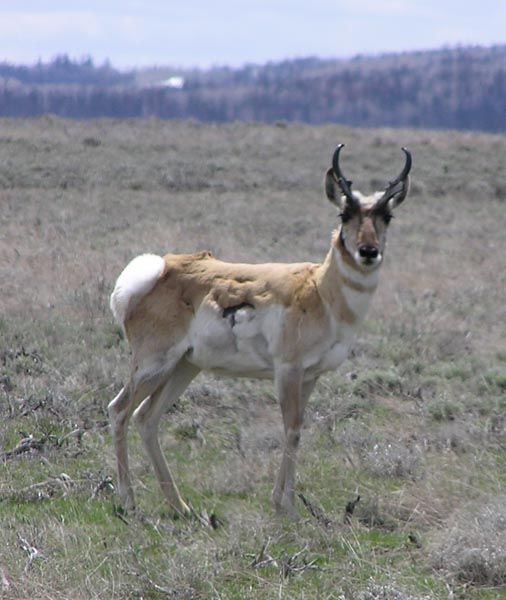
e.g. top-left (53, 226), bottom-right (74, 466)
top-left (110, 254), bottom-right (165, 325)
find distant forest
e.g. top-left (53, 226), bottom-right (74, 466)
top-left (0, 46), bottom-right (505, 132)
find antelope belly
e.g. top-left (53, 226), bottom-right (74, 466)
top-left (186, 304), bottom-right (272, 374)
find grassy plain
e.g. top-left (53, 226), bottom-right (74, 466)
top-left (0, 117), bottom-right (505, 599)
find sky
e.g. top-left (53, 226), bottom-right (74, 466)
top-left (1, 1), bottom-right (505, 70)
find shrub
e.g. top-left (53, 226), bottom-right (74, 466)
top-left (430, 494), bottom-right (506, 586)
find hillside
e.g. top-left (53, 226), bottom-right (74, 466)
top-left (0, 118), bottom-right (505, 598)
top-left (0, 45), bottom-right (505, 131)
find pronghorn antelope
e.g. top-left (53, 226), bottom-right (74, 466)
top-left (108, 144), bottom-right (412, 518)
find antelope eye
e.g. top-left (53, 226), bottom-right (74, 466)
top-left (383, 213), bottom-right (393, 225)
top-left (339, 211), bottom-right (353, 224)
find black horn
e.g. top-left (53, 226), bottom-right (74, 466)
top-left (375, 147), bottom-right (412, 211)
top-left (332, 144), bottom-right (360, 212)
top-left (388, 147), bottom-right (412, 189)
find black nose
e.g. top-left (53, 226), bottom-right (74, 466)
top-left (359, 245), bottom-right (379, 259)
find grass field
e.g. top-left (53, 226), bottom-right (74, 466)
top-left (0, 117), bottom-right (505, 599)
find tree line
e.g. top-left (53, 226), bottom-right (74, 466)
top-left (0, 47), bottom-right (504, 132)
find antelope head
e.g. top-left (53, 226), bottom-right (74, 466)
top-left (325, 144), bottom-right (412, 271)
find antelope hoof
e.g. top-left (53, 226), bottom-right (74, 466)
top-left (168, 499), bottom-right (192, 520)
top-left (116, 491), bottom-right (136, 514)
top-left (277, 503), bottom-right (300, 522)
top-left (272, 495), bottom-right (300, 521)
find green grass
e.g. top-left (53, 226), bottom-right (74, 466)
top-left (1, 117), bottom-right (505, 598)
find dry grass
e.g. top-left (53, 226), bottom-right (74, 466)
top-left (430, 495), bottom-right (506, 587)
top-left (0, 117), bottom-right (505, 598)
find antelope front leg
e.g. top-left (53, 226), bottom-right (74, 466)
top-left (272, 366), bottom-right (315, 518)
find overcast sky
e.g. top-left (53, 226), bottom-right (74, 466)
top-left (1, 1), bottom-right (505, 69)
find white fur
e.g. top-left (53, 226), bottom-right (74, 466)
top-left (334, 247), bottom-right (380, 287)
top-left (341, 285), bottom-right (374, 320)
top-left (110, 254), bottom-right (165, 326)
top-left (317, 340), bottom-right (350, 372)
top-left (187, 302), bottom-right (281, 376)
top-left (348, 190), bottom-right (381, 209)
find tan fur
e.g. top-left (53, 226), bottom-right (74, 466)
top-left (124, 242), bottom-right (360, 366)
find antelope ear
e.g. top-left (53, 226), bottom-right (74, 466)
top-left (325, 168), bottom-right (343, 208)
